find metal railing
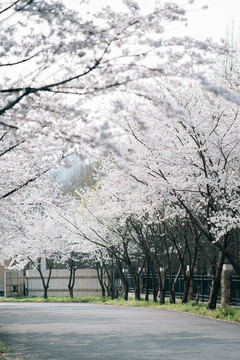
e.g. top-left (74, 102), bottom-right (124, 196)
top-left (123, 273), bottom-right (240, 305)
top-left (231, 275), bottom-right (240, 306)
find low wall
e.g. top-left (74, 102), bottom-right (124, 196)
top-left (26, 269), bottom-right (103, 297)
top-left (4, 271), bottom-right (24, 297)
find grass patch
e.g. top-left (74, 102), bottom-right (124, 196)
top-left (154, 301), bottom-right (240, 323)
top-left (0, 341), bottom-right (7, 358)
top-left (0, 296), bottom-right (239, 322)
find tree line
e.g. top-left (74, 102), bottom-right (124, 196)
top-left (0, 1), bottom-right (240, 311)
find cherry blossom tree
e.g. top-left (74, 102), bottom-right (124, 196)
top-left (5, 207), bottom-right (61, 299)
top-left (87, 74), bottom-right (240, 308)
top-left (0, 0), bottom-right (193, 243)
top-left (48, 185), bottom-right (146, 300)
top-left (43, 203), bottom-right (98, 298)
top-left (0, 0), bottom-right (227, 205)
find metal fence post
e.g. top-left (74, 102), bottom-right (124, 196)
top-left (201, 272), bottom-right (204, 302)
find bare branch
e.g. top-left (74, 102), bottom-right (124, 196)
top-left (0, 139), bottom-right (25, 157)
top-left (0, 51), bottom-right (41, 67)
top-left (0, 0), bottom-right (20, 15)
top-left (0, 167), bottom-right (51, 199)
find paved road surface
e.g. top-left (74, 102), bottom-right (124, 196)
top-left (0, 303), bottom-right (239, 360)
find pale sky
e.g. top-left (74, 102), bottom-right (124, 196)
top-left (65, 0), bottom-right (240, 42)
top-left (182, 0), bottom-right (240, 41)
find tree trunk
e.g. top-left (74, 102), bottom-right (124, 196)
top-left (105, 263), bottom-right (117, 299)
top-left (68, 267), bottom-right (76, 298)
top-left (149, 262), bottom-right (157, 302)
top-left (69, 287), bottom-right (74, 298)
top-left (207, 251), bottom-right (225, 310)
top-left (168, 269), bottom-right (175, 304)
top-left (181, 276), bottom-right (191, 304)
top-left (123, 282), bottom-right (129, 301)
top-left (169, 265), bottom-right (181, 304)
top-left (36, 259), bottom-right (53, 300)
top-left (134, 274), bottom-right (141, 300)
top-left (43, 286), bottom-right (48, 299)
top-left (122, 242), bottom-right (145, 300)
top-left (96, 262), bottom-right (106, 297)
top-left (169, 287), bottom-right (175, 303)
top-left (182, 243), bottom-right (198, 303)
top-left (132, 261), bottom-right (146, 301)
top-left (115, 258), bottom-right (129, 301)
top-left (156, 267), bottom-right (165, 305)
top-left (117, 270), bottom-right (128, 300)
top-left (144, 261), bottom-right (149, 302)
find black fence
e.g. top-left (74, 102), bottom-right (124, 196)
top-left (231, 276), bottom-right (240, 306)
top-left (191, 274), bottom-right (220, 303)
top-left (123, 273), bottom-right (240, 306)
top-left (142, 273), bottom-right (221, 304)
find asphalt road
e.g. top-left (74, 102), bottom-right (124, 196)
top-left (0, 302), bottom-right (239, 360)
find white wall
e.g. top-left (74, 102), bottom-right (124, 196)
top-left (26, 269), bottom-right (103, 297)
